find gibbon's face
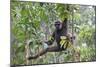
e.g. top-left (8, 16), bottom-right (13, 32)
top-left (55, 21), bottom-right (62, 31)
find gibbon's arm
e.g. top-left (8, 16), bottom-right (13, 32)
top-left (45, 31), bottom-right (55, 45)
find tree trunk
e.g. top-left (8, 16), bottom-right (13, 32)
top-left (25, 41), bottom-right (30, 65)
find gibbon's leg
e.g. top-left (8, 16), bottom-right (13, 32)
top-left (47, 45), bottom-right (62, 52)
top-left (28, 45), bottom-right (60, 60)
